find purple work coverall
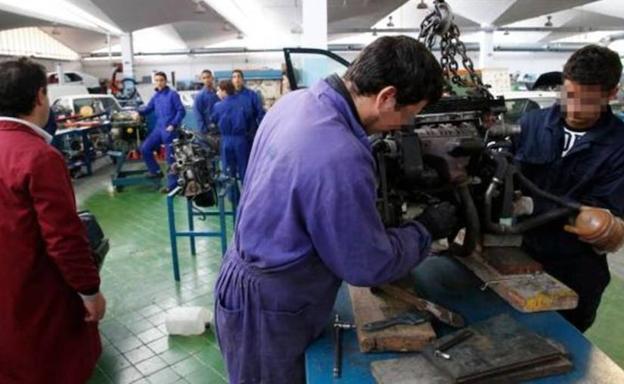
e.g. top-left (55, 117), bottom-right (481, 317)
top-left (214, 79), bottom-right (432, 383)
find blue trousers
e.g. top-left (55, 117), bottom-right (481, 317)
top-left (221, 135), bottom-right (249, 182)
top-left (141, 127), bottom-right (178, 190)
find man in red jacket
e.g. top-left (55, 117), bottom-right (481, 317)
top-left (0, 58), bottom-right (106, 383)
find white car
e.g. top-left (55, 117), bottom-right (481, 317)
top-left (47, 71), bottom-right (101, 93)
top-left (51, 94), bottom-right (123, 117)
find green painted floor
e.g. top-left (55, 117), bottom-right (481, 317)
top-left (80, 175), bottom-right (231, 384)
top-left (76, 164), bottom-right (624, 383)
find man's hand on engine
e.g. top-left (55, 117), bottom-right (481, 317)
top-left (415, 201), bottom-right (459, 240)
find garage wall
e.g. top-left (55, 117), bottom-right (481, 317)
top-left (82, 52), bottom-right (289, 84)
top-left (0, 55), bottom-right (83, 72)
top-left (80, 50), bottom-right (571, 85)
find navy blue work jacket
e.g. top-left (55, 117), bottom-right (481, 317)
top-left (514, 104), bottom-right (624, 259)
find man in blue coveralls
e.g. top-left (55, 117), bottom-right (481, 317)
top-left (231, 69), bottom-right (264, 150)
top-left (516, 45), bottom-right (624, 332)
top-left (193, 69), bottom-right (219, 134)
top-left (214, 36), bottom-right (457, 383)
top-left (212, 79), bottom-right (252, 182)
top-left (138, 71), bottom-right (186, 192)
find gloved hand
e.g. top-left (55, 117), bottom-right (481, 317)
top-left (415, 201), bottom-right (459, 240)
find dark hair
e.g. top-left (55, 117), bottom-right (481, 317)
top-left (154, 71), bottom-right (167, 81)
top-left (218, 80), bottom-right (236, 96)
top-left (563, 45), bottom-right (622, 90)
top-left (201, 69), bottom-right (213, 76)
top-left (0, 57), bottom-right (47, 117)
top-left (344, 36), bottom-right (443, 106)
top-left (232, 69), bottom-right (244, 79)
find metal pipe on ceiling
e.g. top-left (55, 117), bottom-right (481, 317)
top-left (81, 41), bottom-right (583, 60)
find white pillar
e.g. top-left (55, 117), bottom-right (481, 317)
top-left (302, 0), bottom-right (327, 49)
top-left (479, 24), bottom-right (495, 69)
top-left (120, 33), bottom-right (134, 79)
top-left (56, 62), bottom-right (65, 85)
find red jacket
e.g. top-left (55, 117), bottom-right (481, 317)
top-left (0, 119), bottom-right (101, 383)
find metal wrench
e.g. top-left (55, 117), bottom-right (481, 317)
top-left (363, 312), bottom-right (430, 332)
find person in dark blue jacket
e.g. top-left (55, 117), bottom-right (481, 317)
top-left (211, 79), bottom-right (252, 182)
top-left (515, 45), bottom-right (624, 332)
top-left (231, 69), bottom-right (265, 150)
top-left (138, 71), bottom-right (186, 191)
top-left (193, 69), bottom-right (219, 134)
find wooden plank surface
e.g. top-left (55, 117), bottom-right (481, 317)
top-left (348, 285), bottom-right (436, 353)
top-left (456, 251), bottom-right (578, 312)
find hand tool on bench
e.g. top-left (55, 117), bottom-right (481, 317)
top-left (332, 313), bottom-right (356, 378)
top-left (372, 284), bottom-right (465, 328)
top-left (433, 329), bottom-right (474, 360)
top-left (362, 311), bottom-right (430, 332)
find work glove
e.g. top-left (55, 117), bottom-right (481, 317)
top-left (564, 206), bottom-right (624, 253)
top-left (415, 201), bottom-right (459, 240)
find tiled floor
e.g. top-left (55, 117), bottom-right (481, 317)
top-left (77, 165), bottom-right (230, 384)
top-left (76, 163), bottom-right (624, 384)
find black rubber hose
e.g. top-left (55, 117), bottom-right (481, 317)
top-left (515, 169), bottom-right (582, 211)
top-left (453, 183), bottom-right (481, 257)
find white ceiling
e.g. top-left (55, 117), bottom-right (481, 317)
top-left (1, 0), bottom-right (624, 57)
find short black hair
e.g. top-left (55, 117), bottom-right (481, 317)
top-left (218, 80), bottom-right (235, 96)
top-left (344, 36), bottom-right (443, 107)
top-left (201, 69), bottom-right (212, 76)
top-left (563, 44), bottom-right (622, 91)
top-left (0, 57), bottom-right (47, 117)
top-left (232, 69), bottom-right (244, 79)
top-left (154, 71), bottom-right (167, 81)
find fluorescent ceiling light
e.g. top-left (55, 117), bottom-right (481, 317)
top-left (200, 0), bottom-right (295, 48)
top-left (0, 0), bottom-right (122, 35)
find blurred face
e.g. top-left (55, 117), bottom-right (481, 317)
top-left (201, 72), bottom-right (213, 88)
top-left (154, 75), bottom-right (167, 91)
top-left (561, 79), bottom-right (617, 130)
top-left (365, 86), bottom-right (429, 134)
top-left (232, 72), bottom-right (244, 91)
top-left (217, 88), bottom-right (226, 100)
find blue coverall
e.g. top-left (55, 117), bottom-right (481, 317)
top-left (138, 86), bottom-right (186, 190)
top-left (193, 87), bottom-right (219, 134)
top-left (211, 94), bottom-right (252, 182)
top-left (515, 104), bottom-right (624, 331)
top-left (236, 86), bottom-right (265, 151)
top-left (43, 109), bottom-right (57, 136)
top-left (214, 79), bottom-right (432, 383)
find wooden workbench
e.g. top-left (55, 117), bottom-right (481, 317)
top-left (305, 256), bottom-right (624, 383)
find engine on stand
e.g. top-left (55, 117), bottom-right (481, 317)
top-left (170, 130), bottom-right (221, 207)
top-left (374, 0), bottom-right (580, 312)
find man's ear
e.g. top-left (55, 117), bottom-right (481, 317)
top-left (607, 85), bottom-right (619, 100)
top-left (375, 86), bottom-right (397, 112)
top-left (36, 87), bottom-right (47, 107)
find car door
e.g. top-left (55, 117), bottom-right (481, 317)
top-left (283, 48), bottom-right (350, 91)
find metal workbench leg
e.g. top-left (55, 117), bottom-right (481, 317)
top-left (167, 192), bottom-right (181, 282)
top-left (187, 198), bottom-right (197, 256)
top-left (218, 193), bottom-right (227, 256)
top-left (231, 180), bottom-right (240, 227)
top-left (82, 130), bottom-right (93, 176)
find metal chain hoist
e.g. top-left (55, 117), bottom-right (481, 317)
top-left (418, 0), bottom-right (493, 99)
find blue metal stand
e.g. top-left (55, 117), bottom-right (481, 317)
top-left (53, 123), bottom-right (112, 177)
top-left (166, 177), bottom-right (239, 282)
top-left (108, 150), bottom-right (161, 191)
